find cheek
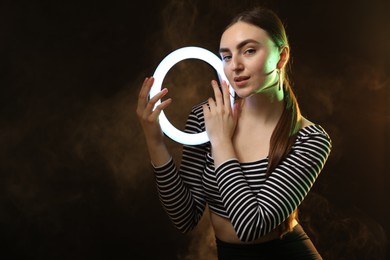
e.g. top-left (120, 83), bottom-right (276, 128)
top-left (248, 60), bottom-right (267, 77)
top-left (247, 55), bottom-right (267, 73)
top-left (250, 60), bottom-right (275, 76)
top-left (264, 60), bottom-right (277, 72)
top-left (264, 52), bottom-right (280, 70)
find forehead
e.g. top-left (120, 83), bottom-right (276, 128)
top-left (220, 21), bottom-right (271, 49)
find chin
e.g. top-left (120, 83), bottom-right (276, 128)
top-left (234, 89), bottom-right (255, 99)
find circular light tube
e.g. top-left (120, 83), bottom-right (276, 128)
top-left (150, 46), bottom-right (234, 145)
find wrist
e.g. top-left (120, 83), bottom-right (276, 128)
top-left (210, 136), bottom-right (232, 149)
top-left (211, 139), bottom-right (236, 167)
top-left (145, 139), bottom-right (171, 167)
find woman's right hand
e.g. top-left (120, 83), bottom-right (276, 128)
top-left (136, 77), bottom-right (172, 147)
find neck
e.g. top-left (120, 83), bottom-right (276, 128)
top-left (238, 89), bottom-right (285, 126)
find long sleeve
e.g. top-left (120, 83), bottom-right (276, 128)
top-left (214, 126), bottom-right (332, 241)
top-left (151, 102), bottom-right (332, 242)
top-left (153, 104), bottom-right (208, 233)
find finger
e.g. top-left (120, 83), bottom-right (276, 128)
top-left (207, 97), bottom-right (216, 111)
top-left (150, 98), bottom-right (172, 119)
top-left (232, 100), bottom-right (242, 122)
top-left (211, 80), bottom-right (223, 106)
top-left (138, 77), bottom-right (154, 104)
top-left (146, 88), bottom-right (169, 112)
top-left (137, 77), bottom-right (152, 116)
top-left (202, 103), bottom-right (210, 118)
top-left (221, 80), bottom-right (232, 110)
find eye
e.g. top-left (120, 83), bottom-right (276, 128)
top-left (221, 55), bottom-right (232, 62)
top-left (244, 48), bottom-right (256, 55)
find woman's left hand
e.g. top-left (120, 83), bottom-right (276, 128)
top-left (203, 80), bottom-right (240, 146)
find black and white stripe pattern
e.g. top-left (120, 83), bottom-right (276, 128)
top-left (153, 103), bottom-right (332, 242)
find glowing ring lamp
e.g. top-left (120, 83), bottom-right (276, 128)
top-left (150, 46), bottom-right (235, 145)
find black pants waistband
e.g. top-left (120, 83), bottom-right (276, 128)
top-left (216, 224), bottom-right (322, 260)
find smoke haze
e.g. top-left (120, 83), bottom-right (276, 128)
top-left (0, 0), bottom-right (389, 259)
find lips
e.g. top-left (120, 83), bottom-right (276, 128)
top-left (233, 76), bottom-right (250, 87)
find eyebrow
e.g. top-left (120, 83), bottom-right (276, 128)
top-left (219, 39), bottom-right (260, 53)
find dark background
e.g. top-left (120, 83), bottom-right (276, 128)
top-left (0, 0), bottom-right (389, 259)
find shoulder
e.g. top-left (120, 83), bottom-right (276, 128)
top-left (187, 101), bottom-right (207, 120)
top-left (295, 117), bottom-right (332, 150)
top-left (300, 117), bottom-right (314, 129)
top-left (299, 117), bottom-right (329, 137)
top-left (184, 101), bottom-right (208, 133)
top-left (191, 100), bottom-right (208, 114)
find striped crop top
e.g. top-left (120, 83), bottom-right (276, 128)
top-left (153, 103), bottom-right (332, 242)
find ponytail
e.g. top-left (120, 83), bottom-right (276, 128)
top-left (267, 77), bottom-right (301, 237)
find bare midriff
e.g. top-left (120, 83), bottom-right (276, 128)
top-left (210, 211), bottom-right (298, 244)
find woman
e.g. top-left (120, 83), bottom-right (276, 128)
top-left (136, 6), bottom-right (331, 260)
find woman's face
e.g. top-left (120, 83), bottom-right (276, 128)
top-left (219, 21), bottom-right (281, 98)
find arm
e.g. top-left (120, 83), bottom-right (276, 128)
top-left (136, 77), bottom-right (172, 166)
top-left (215, 127), bottom-right (332, 241)
top-left (153, 104), bottom-right (209, 233)
top-left (137, 77), bottom-right (206, 232)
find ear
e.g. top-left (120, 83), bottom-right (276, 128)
top-left (277, 45), bottom-right (289, 69)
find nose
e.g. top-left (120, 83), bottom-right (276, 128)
top-left (230, 55), bottom-right (244, 72)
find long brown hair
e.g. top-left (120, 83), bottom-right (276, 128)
top-left (226, 6), bottom-right (302, 237)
